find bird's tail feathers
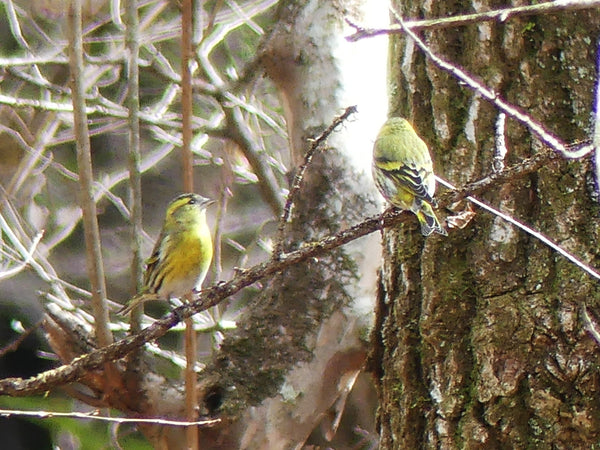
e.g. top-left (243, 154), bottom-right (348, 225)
top-left (117, 292), bottom-right (160, 315)
top-left (416, 204), bottom-right (447, 237)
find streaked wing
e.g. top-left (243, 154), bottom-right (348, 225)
top-left (143, 231), bottom-right (170, 294)
top-left (376, 158), bottom-right (434, 204)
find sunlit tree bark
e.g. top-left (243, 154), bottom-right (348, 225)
top-left (376, 1), bottom-right (600, 448)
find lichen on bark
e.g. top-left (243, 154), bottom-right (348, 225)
top-left (376, 1), bottom-right (600, 448)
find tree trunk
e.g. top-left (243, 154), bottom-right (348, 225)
top-left (376, 1), bottom-right (600, 448)
top-left (184, 0), bottom-right (387, 448)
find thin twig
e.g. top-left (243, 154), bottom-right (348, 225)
top-left (0, 230), bottom-right (43, 281)
top-left (446, 147), bottom-right (560, 202)
top-left (0, 93), bottom-right (184, 129)
top-left (391, 9), bottom-right (594, 160)
top-left (6, 118), bottom-right (59, 197)
top-left (67, 0), bottom-right (113, 349)
top-left (347, 0), bottom-right (600, 41)
top-left (593, 38), bottom-right (600, 201)
top-left (1, 143), bottom-right (585, 398)
top-left (438, 176), bottom-right (600, 281)
top-left (224, 104), bottom-right (283, 216)
top-left (0, 321), bottom-right (43, 358)
top-left (126, 0), bottom-right (144, 313)
top-left (182, 0), bottom-right (199, 445)
top-left (195, 38), bottom-right (284, 216)
top-left (0, 408), bottom-right (220, 427)
top-left (272, 106), bottom-right (357, 258)
top-left (582, 305), bottom-right (600, 346)
top-left (0, 202), bottom-right (71, 303)
top-left (124, 0), bottom-right (145, 399)
top-left (182, 0), bottom-right (195, 192)
top-left (4, 0), bottom-right (45, 83)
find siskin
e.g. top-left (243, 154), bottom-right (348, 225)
top-left (118, 193), bottom-right (214, 315)
top-left (372, 117), bottom-right (447, 236)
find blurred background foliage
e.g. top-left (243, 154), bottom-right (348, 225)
top-left (0, 0), bottom-right (315, 447)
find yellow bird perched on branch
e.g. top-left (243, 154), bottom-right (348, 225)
top-left (118, 193), bottom-right (214, 315)
top-left (372, 117), bottom-right (446, 236)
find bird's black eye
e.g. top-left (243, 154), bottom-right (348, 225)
top-left (188, 198), bottom-right (196, 205)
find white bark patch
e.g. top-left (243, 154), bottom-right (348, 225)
top-left (489, 215), bottom-right (516, 245)
top-left (401, 38), bottom-right (416, 95)
top-left (465, 95), bottom-right (480, 145)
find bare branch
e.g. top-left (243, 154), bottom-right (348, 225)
top-left (0, 408), bottom-right (219, 427)
top-left (0, 321), bottom-right (43, 358)
top-left (273, 106), bottom-right (358, 257)
top-left (223, 104), bottom-right (284, 216)
top-left (447, 148), bottom-right (560, 201)
top-left (439, 176), bottom-right (600, 281)
top-left (0, 144), bottom-right (583, 398)
top-left (181, 0), bottom-right (199, 446)
top-left (68, 0), bottom-right (113, 349)
top-left (391, 8), bottom-right (592, 159)
top-left (593, 38), bottom-right (600, 201)
top-left (126, 0), bottom-right (144, 320)
top-left (347, 0), bottom-right (600, 41)
top-left (124, 0), bottom-right (146, 405)
top-left (0, 229), bottom-right (43, 281)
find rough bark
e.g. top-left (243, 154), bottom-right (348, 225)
top-left (376, 1), bottom-right (600, 448)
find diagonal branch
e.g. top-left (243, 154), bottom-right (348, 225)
top-left (273, 105), bottom-right (357, 257)
top-left (347, 0), bottom-right (600, 41)
top-left (390, 8), bottom-right (592, 159)
top-left (223, 104), bottom-right (284, 216)
top-left (0, 142), bottom-right (584, 398)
